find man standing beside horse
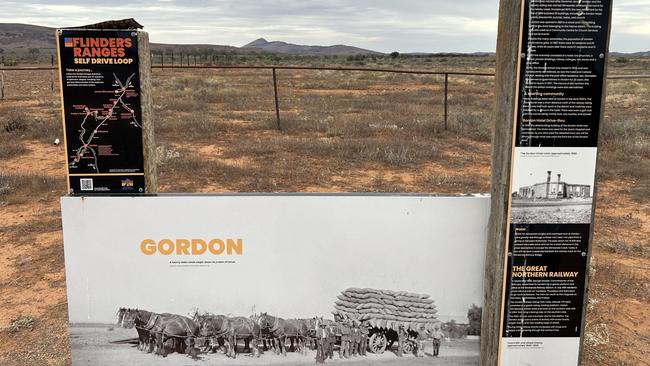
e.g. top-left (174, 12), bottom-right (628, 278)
top-left (359, 324), bottom-right (369, 356)
top-left (314, 321), bottom-right (329, 363)
top-left (337, 320), bottom-right (352, 359)
top-left (325, 322), bottom-right (336, 360)
top-left (350, 322), bottom-right (361, 357)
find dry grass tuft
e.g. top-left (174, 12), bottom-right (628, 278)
top-left (0, 134), bottom-right (27, 159)
top-left (157, 147), bottom-right (256, 191)
top-left (4, 315), bottom-right (35, 334)
top-left (584, 323), bottom-right (610, 347)
top-left (419, 172), bottom-right (488, 192)
top-left (600, 240), bottom-right (649, 258)
top-left (0, 107), bottom-right (62, 143)
top-left (0, 173), bottom-right (65, 204)
top-left (0, 213), bottom-right (61, 242)
top-left (594, 260), bottom-right (650, 302)
top-left (367, 173), bottom-right (404, 192)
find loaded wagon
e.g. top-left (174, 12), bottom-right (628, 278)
top-left (332, 287), bottom-right (439, 354)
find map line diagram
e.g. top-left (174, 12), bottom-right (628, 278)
top-left (70, 73), bottom-right (141, 173)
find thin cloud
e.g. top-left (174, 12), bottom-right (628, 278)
top-left (0, 0), bottom-right (647, 52)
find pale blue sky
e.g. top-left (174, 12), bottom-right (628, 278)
top-left (1, 0), bottom-right (648, 53)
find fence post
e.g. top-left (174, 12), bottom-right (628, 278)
top-left (444, 73), bottom-right (449, 130)
top-left (1, 71), bottom-right (5, 100)
top-left (51, 54), bottom-right (55, 93)
top-left (161, 52), bottom-right (164, 69)
top-left (272, 67), bottom-right (281, 130)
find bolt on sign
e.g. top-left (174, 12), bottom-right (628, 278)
top-left (56, 29), bottom-right (145, 194)
top-left (498, 0), bottom-right (611, 365)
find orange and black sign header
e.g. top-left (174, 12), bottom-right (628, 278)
top-left (64, 37), bottom-right (134, 58)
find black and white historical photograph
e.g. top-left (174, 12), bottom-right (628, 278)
top-left (510, 147), bottom-right (597, 224)
top-left (61, 195), bottom-right (489, 365)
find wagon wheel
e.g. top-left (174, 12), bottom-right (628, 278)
top-left (368, 333), bottom-right (387, 354)
top-left (403, 340), bottom-right (415, 354)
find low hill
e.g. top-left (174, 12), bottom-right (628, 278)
top-left (0, 23), bottom-right (243, 54)
top-left (242, 38), bottom-right (382, 56)
top-left (0, 23), bottom-right (56, 50)
top-left (149, 42), bottom-right (248, 53)
top-left (0, 23), bottom-right (380, 56)
top-left (1, 23), bottom-right (646, 58)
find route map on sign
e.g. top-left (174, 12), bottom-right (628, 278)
top-left (69, 73), bottom-right (141, 173)
top-left (57, 29), bottom-right (145, 193)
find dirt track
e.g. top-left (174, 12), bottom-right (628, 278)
top-left (70, 326), bottom-right (478, 366)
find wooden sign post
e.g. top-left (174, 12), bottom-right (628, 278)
top-left (56, 19), bottom-right (156, 194)
top-left (482, 0), bottom-right (612, 365)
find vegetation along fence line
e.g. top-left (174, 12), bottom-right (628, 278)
top-left (0, 64), bottom-right (648, 130)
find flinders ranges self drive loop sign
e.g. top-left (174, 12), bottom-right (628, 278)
top-left (499, 0), bottom-right (611, 365)
top-left (57, 29), bottom-right (145, 194)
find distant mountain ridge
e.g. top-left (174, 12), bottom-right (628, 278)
top-left (1, 23), bottom-right (648, 57)
top-left (0, 23), bottom-right (56, 49)
top-left (0, 24), bottom-right (243, 53)
top-left (0, 23), bottom-right (382, 56)
top-left (242, 38), bottom-right (382, 55)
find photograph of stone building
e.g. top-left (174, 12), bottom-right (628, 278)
top-left (515, 171), bottom-right (591, 200)
top-left (510, 147), bottom-right (597, 224)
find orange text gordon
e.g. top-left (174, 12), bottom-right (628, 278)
top-left (140, 238), bottom-right (243, 255)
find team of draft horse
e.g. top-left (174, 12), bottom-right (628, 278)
top-left (117, 308), bottom-right (331, 359)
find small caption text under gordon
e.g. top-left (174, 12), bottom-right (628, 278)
top-left (169, 260), bottom-right (237, 268)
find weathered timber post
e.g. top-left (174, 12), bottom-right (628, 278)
top-left (138, 30), bottom-right (157, 193)
top-left (272, 67), bottom-right (281, 130)
top-left (480, 0), bottom-right (523, 363)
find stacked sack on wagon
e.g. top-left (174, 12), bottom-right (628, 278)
top-left (332, 287), bottom-right (439, 332)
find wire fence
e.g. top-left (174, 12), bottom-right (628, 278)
top-left (1, 56), bottom-right (649, 131)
